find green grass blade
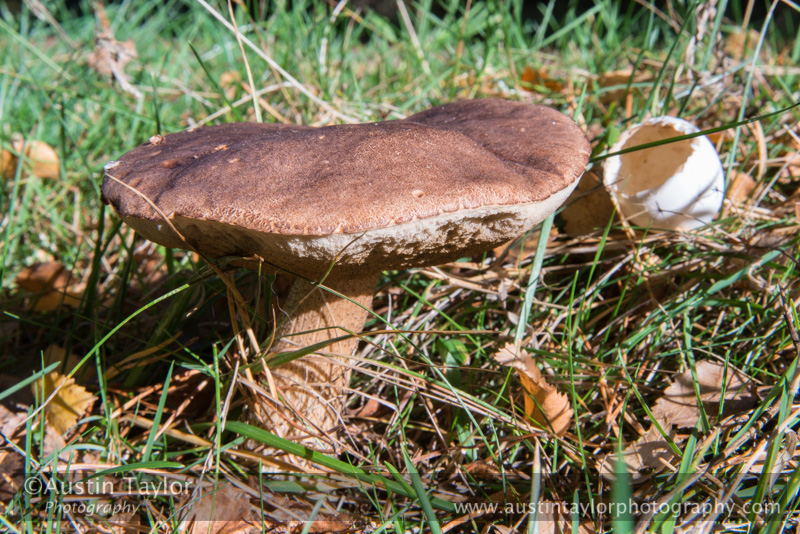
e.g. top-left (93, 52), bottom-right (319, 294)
top-left (224, 421), bottom-right (456, 512)
top-left (402, 447), bottom-right (443, 534)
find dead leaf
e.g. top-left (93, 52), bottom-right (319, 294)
top-left (13, 138), bottom-right (59, 179)
top-left (16, 262), bottom-right (69, 293)
top-left (86, 2), bottom-right (140, 97)
top-left (520, 66), bottom-right (563, 93)
top-left (0, 447), bottom-right (25, 503)
top-left (724, 29), bottom-right (770, 61)
top-left (180, 483), bottom-right (255, 534)
top-left (780, 161), bottom-right (800, 182)
top-left (2, 136), bottom-right (60, 180)
top-left (105, 511), bottom-right (143, 534)
top-left (464, 460), bottom-right (503, 480)
top-left (304, 514), bottom-right (354, 533)
top-left (595, 70), bottom-right (649, 104)
top-left (352, 397), bottom-right (381, 418)
top-left (561, 171), bottom-right (616, 236)
top-left (1, 148), bottom-right (15, 179)
top-left (707, 128), bottom-right (734, 147)
top-left (493, 344), bottom-right (572, 436)
top-left (0, 404), bottom-right (27, 439)
top-left (254, 507), bottom-right (354, 534)
top-left (726, 170), bottom-right (756, 204)
top-left (41, 423), bottom-right (70, 460)
top-left (219, 71), bottom-right (242, 101)
top-left (652, 360), bottom-right (755, 428)
top-left (597, 421), bottom-right (676, 483)
top-left (16, 262), bottom-right (82, 311)
top-left (32, 371), bottom-right (96, 435)
top-left (531, 501), bottom-right (595, 534)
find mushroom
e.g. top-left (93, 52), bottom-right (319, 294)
top-left (101, 98), bottom-right (590, 447)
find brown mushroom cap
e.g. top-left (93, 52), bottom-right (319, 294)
top-left (101, 99), bottom-right (590, 276)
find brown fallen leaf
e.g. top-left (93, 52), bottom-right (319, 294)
top-left (597, 421), bottom-right (676, 483)
top-left (0, 403), bottom-right (28, 440)
top-left (41, 423), bottom-right (70, 461)
top-left (520, 66), bottom-right (563, 93)
top-left (14, 138), bottom-right (59, 179)
top-left (706, 128), bottom-right (734, 147)
top-left (32, 370), bottom-right (96, 436)
top-left (105, 511), bottom-right (143, 534)
top-left (595, 69), bottom-right (650, 104)
top-left (464, 459), bottom-right (503, 480)
top-left (219, 71), bottom-right (242, 101)
top-left (16, 261), bottom-right (82, 311)
top-left (780, 161), bottom-right (800, 182)
top-left (16, 262), bottom-right (69, 293)
top-left (493, 344), bottom-right (572, 436)
top-left (726, 170), bottom-right (756, 204)
top-left (259, 493), bottom-right (355, 531)
top-left (352, 397), bottom-right (381, 418)
top-left (724, 28), bottom-right (770, 61)
top-left (1, 148), bottom-right (15, 179)
top-left (303, 515), bottom-right (354, 533)
top-left (0, 446), bottom-right (25, 503)
top-left (180, 483), bottom-right (255, 534)
top-left (652, 360), bottom-right (756, 428)
top-left (531, 501), bottom-right (595, 534)
top-left (2, 136), bottom-right (60, 180)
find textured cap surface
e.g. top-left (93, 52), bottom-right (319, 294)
top-left (102, 99), bottom-right (590, 275)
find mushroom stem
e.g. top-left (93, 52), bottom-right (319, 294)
top-left (262, 271), bottom-right (379, 444)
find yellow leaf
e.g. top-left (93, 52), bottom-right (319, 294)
top-left (493, 344), bottom-right (572, 436)
top-left (32, 371), bottom-right (95, 435)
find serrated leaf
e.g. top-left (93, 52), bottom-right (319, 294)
top-left (493, 344), bottom-right (572, 436)
top-left (32, 371), bottom-right (95, 435)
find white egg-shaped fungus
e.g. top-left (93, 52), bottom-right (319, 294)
top-left (603, 116), bottom-right (724, 231)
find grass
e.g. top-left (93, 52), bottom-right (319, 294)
top-left (1, 0), bottom-right (800, 532)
